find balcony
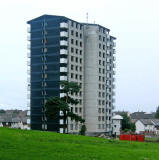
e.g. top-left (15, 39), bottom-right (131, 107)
top-left (112, 78), bottom-right (115, 82)
top-left (113, 42), bottom-right (116, 47)
top-left (27, 77), bottom-right (30, 83)
top-left (60, 58), bottom-right (67, 64)
top-left (113, 49), bottom-right (116, 54)
top-left (27, 94), bottom-right (30, 99)
top-left (113, 71), bottom-right (116, 75)
top-left (60, 49), bottom-right (68, 55)
top-left (27, 52), bottom-right (31, 58)
top-left (27, 61), bottom-right (30, 66)
top-left (27, 35), bottom-right (31, 41)
top-left (60, 31), bottom-right (68, 37)
top-left (113, 63), bottom-right (116, 68)
top-left (60, 67), bottom-right (67, 72)
top-left (60, 119), bottom-right (64, 125)
top-left (27, 27), bottom-right (31, 33)
top-left (107, 34), bottom-right (110, 39)
top-left (60, 40), bottom-right (68, 46)
top-left (112, 84), bottom-right (116, 89)
top-left (112, 91), bottom-right (115, 96)
top-left (113, 56), bottom-right (116, 61)
top-left (112, 98), bottom-right (115, 103)
top-left (107, 42), bottom-right (110, 47)
top-left (60, 22), bottom-right (68, 29)
top-left (60, 93), bottom-right (66, 98)
top-left (27, 44), bottom-right (31, 49)
top-left (60, 76), bottom-right (67, 81)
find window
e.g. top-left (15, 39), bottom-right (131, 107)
top-left (71, 47), bottom-right (74, 53)
top-left (99, 60), bottom-right (101, 65)
top-left (98, 116), bottom-right (101, 121)
top-left (98, 92), bottom-right (101, 97)
top-left (80, 33), bottom-right (82, 38)
top-left (71, 73), bottom-right (74, 78)
top-left (103, 61), bottom-right (105, 66)
top-left (75, 66), bottom-right (78, 71)
top-left (76, 40), bottom-right (78, 46)
top-left (79, 99), bottom-right (82, 105)
top-left (71, 21), bottom-right (74, 27)
top-left (76, 49), bottom-right (78, 54)
top-left (71, 107), bottom-right (73, 112)
top-left (102, 124), bottom-right (105, 129)
top-left (98, 108), bottom-right (101, 113)
top-left (76, 23), bottom-right (78, 29)
top-left (71, 65), bottom-right (74, 70)
top-left (79, 108), bottom-right (82, 113)
top-left (75, 74), bottom-right (78, 79)
top-left (71, 56), bottom-right (74, 61)
top-left (103, 37), bottom-right (105, 42)
top-left (99, 35), bottom-right (101, 40)
top-left (99, 43), bottom-right (101, 49)
top-left (102, 84), bottom-right (105, 90)
top-left (103, 77), bottom-right (105, 82)
top-left (103, 45), bottom-right (105, 50)
top-left (80, 50), bottom-right (82, 55)
top-left (103, 53), bottom-right (105, 58)
top-left (79, 91), bottom-right (82, 96)
top-left (70, 124), bottom-right (73, 130)
top-left (102, 108), bottom-right (104, 113)
top-left (71, 30), bottom-right (74, 36)
top-left (80, 67), bottom-right (82, 71)
top-left (75, 57), bottom-right (78, 63)
top-left (99, 76), bottom-right (101, 81)
top-left (102, 100), bottom-right (105, 105)
top-left (99, 51), bottom-right (101, 57)
top-left (80, 58), bottom-right (82, 64)
top-left (102, 116), bottom-right (104, 121)
top-left (98, 100), bottom-right (101, 105)
top-left (71, 39), bottom-right (74, 44)
top-left (75, 107), bottom-right (78, 113)
top-left (99, 68), bottom-right (101, 73)
top-left (98, 124), bottom-right (101, 129)
top-left (80, 75), bottom-right (82, 80)
top-left (99, 84), bottom-right (101, 89)
top-left (75, 123), bottom-right (78, 130)
top-left (103, 69), bottom-right (105, 74)
top-left (80, 42), bottom-right (82, 47)
top-left (76, 32), bottom-right (78, 37)
top-left (102, 92), bottom-right (105, 98)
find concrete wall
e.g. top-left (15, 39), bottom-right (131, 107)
top-left (84, 25), bottom-right (99, 134)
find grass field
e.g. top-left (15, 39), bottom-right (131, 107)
top-left (0, 128), bottom-right (159, 160)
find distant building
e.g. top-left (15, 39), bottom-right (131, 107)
top-left (130, 112), bottom-right (155, 122)
top-left (27, 15), bottom-right (116, 136)
top-left (0, 110), bottom-right (30, 130)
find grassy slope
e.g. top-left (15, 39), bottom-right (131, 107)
top-left (0, 128), bottom-right (159, 160)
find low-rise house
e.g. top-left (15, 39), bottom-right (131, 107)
top-left (0, 110), bottom-right (30, 130)
top-left (112, 115), bottom-right (123, 136)
top-left (135, 119), bottom-right (159, 135)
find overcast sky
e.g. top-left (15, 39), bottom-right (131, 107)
top-left (0, 0), bottom-right (159, 112)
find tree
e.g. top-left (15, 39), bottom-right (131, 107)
top-left (120, 112), bottom-right (136, 132)
top-left (45, 81), bottom-right (85, 133)
top-left (155, 106), bottom-right (159, 119)
top-left (79, 124), bottom-right (86, 135)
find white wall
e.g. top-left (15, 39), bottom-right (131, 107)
top-left (112, 119), bottom-right (121, 136)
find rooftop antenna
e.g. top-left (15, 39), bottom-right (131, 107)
top-left (86, 12), bottom-right (88, 24)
